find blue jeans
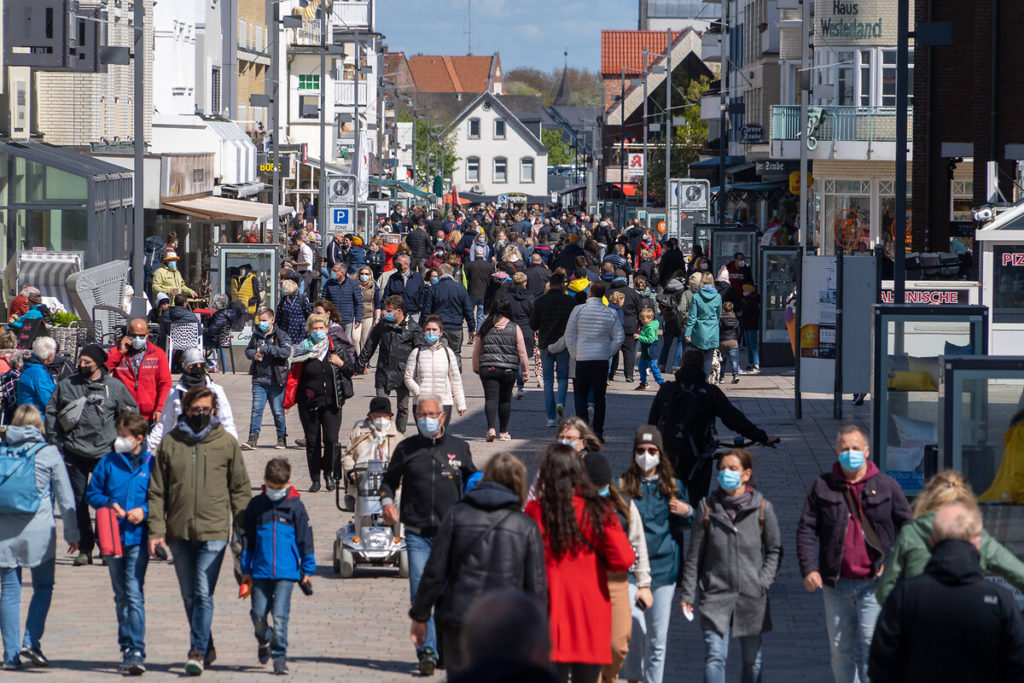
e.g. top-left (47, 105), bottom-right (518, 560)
top-left (541, 348), bottom-right (570, 420)
top-left (703, 626), bottom-right (763, 683)
top-left (744, 329), bottom-right (760, 367)
top-left (821, 578), bottom-right (881, 683)
top-left (638, 351), bottom-right (664, 386)
top-left (250, 578), bottom-right (294, 660)
top-left (658, 333), bottom-right (684, 370)
top-left (0, 560), bottom-right (54, 665)
top-left (107, 544), bottom-right (149, 656)
top-left (621, 583), bottom-right (676, 683)
top-left (469, 297), bottom-right (485, 332)
top-left (168, 539), bottom-right (228, 656)
top-left (406, 532), bottom-right (436, 656)
top-left (249, 382), bottom-right (287, 438)
top-left (722, 347), bottom-right (740, 378)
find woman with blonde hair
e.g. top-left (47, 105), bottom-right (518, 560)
top-left (877, 469), bottom-right (1024, 604)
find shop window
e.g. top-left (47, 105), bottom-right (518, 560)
top-left (991, 244), bottom-right (1024, 323)
top-left (822, 179), bottom-right (871, 252)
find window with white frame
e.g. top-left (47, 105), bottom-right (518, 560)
top-left (494, 119), bottom-right (506, 139)
top-left (817, 47), bottom-right (914, 107)
top-left (466, 157), bottom-right (480, 183)
top-left (468, 118), bottom-right (480, 139)
top-left (494, 157), bottom-right (507, 183)
top-left (239, 19), bottom-right (247, 48)
top-left (520, 157), bottom-right (535, 183)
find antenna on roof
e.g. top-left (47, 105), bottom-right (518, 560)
top-left (465, 0), bottom-right (472, 54)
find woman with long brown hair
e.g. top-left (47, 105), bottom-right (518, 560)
top-left (525, 444), bottom-right (635, 683)
top-left (353, 265), bottom-right (380, 357)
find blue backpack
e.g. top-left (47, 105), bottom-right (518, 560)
top-left (0, 443), bottom-right (44, 514)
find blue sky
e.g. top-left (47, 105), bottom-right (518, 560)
top-left (377, 0), bottom-right (637, 73)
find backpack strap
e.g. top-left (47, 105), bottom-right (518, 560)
top-left (759, 497), bottom-right (766, 536)
top-left (703, 499), bottom-right (711, 529)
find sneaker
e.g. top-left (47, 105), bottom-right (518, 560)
top-left (486, 430), bottom-right (496, 442)
top-left (241, 434), bottom-right (258, 451)
top-left (515, 389), bottom-right (525, 400)
top-left (72, 551), bottom-right (92, 566)
top-left (127, 651), bottom-right (146, 676)
top-left (273, 658), bottom-right (289, 675)
top-left (1, 660), bottom-right (20, 670)
top-left (118, 650), bottom-right (132, 671)
top-left (258, 641), bottom-right (271, 665)
top-left (499, 432), bottom-right (511, 441)
top-left (20, 647), bottom-right (48, 667)
top-left (418, 648), bottom-right (437, 676)
top-left (748, 365), bottom-right (761, 375)
top-left (275, 436), bottom-right (287, 450)
top-left (204, 640), bottom-right (216, 667)
top-left (634, 383), bottom-right (647, 391)
top-left (852, 393), bottom-right (866, 407)
top-left (555, 404), bottom-right (564, 418)
top-left (625, 376), bottom-right (635, 383)
top-left (295, 438), bottom-right (306, 448)
top-left (184, 651), bottom-right (204, 676)
top-left (731, 376), bottom-right (740, 384)
top-left (546, 418), bottom-right (558, 428)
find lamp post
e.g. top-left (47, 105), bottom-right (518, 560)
top-left (665, 28), bottom-right (672, 213)
top-left (619, 66), bottom-right (626, 199)
top-left (131, 0), bottom-right (145, 317)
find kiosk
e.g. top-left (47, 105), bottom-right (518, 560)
top-left (975, 204), bottom-right (1024, 355)
top-left (217, 243), bottom-right (282, 347)
top-left (759, 246), bottom-right (799, 366)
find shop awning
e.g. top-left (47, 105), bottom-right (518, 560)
top-left (369, 176), bottom-right (432, 198)
top-left (710, 181), bottom-right (787, 194)
top-left (609, 182), bottom-right (639, 196)
top-left (690, 155), bottom-right (746, 168)
top-left (558, 183), bottom-right (587, 196)
top-left (161, 196), bottom-right (295, 223)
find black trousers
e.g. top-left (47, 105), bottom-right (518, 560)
top-left (297, 403), bottom-right (342, 482)
top-left (479, 366), bottom-right (516, 432)
top-left (443, 328), bottom-right (463, 371)
top-left (608, 334), bottom-right (636, 380)
top-left (65, 453), bottom-right (99, 554)
top-left (377, 384), bottom-right (411, 432)
top-left (573, 359), bottom-right (609, 438)
top-left (677, 454), bottom-right (714, 508)
top-left (556, 662), bottom-right (601, 683)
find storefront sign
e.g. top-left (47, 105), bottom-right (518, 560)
top-left (880, 289), bottom-right (970, 305)
top-left (815, 0), bottom-right (893, 44)
top-left (740, 124), bottom-right (765, 144)
top-left (756, 160), bottom-right (798, 177)
top-left (1001, 253), bottom-right (1024, 267)
top-left (789, 171), bottom-right (813, 195)
top-left (627, 152), bottom-right (644, 177)
top-left (834, 209), bottom-right (862, 250)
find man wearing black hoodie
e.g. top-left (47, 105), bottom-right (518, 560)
top-left (869, 502), bottom-right (1024, 683)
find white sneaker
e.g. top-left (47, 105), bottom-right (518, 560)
top-left (546, 418), bottom-right (558, 428)
top-left (516, 389), bottom-right (526, 400)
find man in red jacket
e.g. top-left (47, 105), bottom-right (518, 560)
top-left (106, 318), bottom-right (172, 422)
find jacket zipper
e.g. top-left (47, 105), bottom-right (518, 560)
top-left (192, 445), bottom-right (199, 538)
top-left (272, 502), bottom-right (278, 577)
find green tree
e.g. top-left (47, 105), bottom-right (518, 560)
top-left (404, 116), bottom-right (458, 189)
top-left (646, 75), bottom-right (711, 204)
top-left (542, 128), bottom-right (573, 166)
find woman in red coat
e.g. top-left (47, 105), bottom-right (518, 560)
top-left (525, 443), bottom-right (636, 683)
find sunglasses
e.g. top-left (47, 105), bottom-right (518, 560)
top-left (187, 407), bottom-right (213, 415)
top-left (634, 446), bottom-right (659, 455)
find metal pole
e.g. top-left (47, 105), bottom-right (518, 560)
top-left (270, 0), bottom-right (280, 248)
top-left (834, 246), bottom-right (844, 419)
top-left (619, 67), bottom-right (625, 196)
top-left (893, 0), bottom-right (909, 301)
top-left (642, 47), bottom-right (649, 212)
top-left (353, 31), bottom-right (360, 234)
top-left (798, 0), bottom-right (809, 248)
top-left (376, 42), bottom-right (383, 193)
top-left (318, 5), bottom-right (327, 239)
top-left (718, 2), bottom-right (729, 221)
top-left (665, 28), bottom-right (671, 211)
top-left (131, 0), bottom-right (145, 317)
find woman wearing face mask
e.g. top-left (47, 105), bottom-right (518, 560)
top-left (342, 396), bottom-right (400, 505)
top-left (243, 308), bottom-right (292, 451)
top-left (404, 316), bottom-right (466, 426)
top-left (354, 266), bottom-right (380, 358)
top-left (680, 449), bottom-right (782, 683)
top-left (147, 348), bottom-right (238, 453)
top-left (283, 314), bottom-right (355, 493)
top-left (619, 427), bottom-right (693, 683)
top-left (684, 272), bottom-right (723, 378)
top-left (472, 298), bottom-right (530, 442)
top-left (366, 236), bottom-right (386, 280)
top-left (86, 413), bottom-right (154, 674)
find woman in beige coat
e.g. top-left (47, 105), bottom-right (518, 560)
top-left (404, 315), bottom-right (467, 425)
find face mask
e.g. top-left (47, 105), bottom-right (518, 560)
top-left (839, 450), bottom-right (866, 471)
top-left (130, 335), bottom-right (148, 351)
top-left (359, 274), bottom-right (370, 282)
top-left (384, 312), bottom-right (396, 323)
top-left (335, 272), bottom-right (344, 280)
top-left (635, 452), bottom-right (660, 472)
top-left (257, 321), bottom-right (270, 332)
top-left (424, 332), bottom-right (440, 345)
top-left (265, 486), bottom-right (289, 502)
top-left (78, 364), bottom-right (94, 377)
top-left (700, 263), bottom-right (708, 271)
top-left (701, 285), bottom-right (716, 293)
top-left (717, 468), bottom-right (743, 491)
top-left (186, 365), bottom-right (206, 379)
top-left (738, 260), bottom-right (746, 268)
top-left (597, 485), bottom-right (610, 497)
top-left (167, 262), bottom-right (177, 270)
top-left (557, 438), bottom-right (577, 449)
top-left (310, 330), bottom-right (327, 343)
top-left (114, 436), bottom-right (136, 454)
top-left (371, 417), bottom-right (391, 432)
top-left (187, 413), bottom-right (211, 432)
top-left (477, 238), bottom-right (486, 244)
top-left (613, 277), bottom-right (627, 284)
top-left (431, 277), bottom-right (439, 285)
top-left (417, 416), bottom-right (441, 436)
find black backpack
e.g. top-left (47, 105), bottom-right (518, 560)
top-left (143, 235), bottom-right (165, 278)
top-left (657, 381), bottom-right (717, 464)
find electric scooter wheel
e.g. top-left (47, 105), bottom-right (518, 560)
top-left (398, 549), bottom-right (409, 579)
top-left (332, 540), bottom-right (342, 574)
top-left (339, 548), bottom-right (355, 578)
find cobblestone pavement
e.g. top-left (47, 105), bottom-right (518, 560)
top-left (26, 345), bottom-right (867, 680)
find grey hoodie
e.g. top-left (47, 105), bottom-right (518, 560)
top-left (45, 371), bottom-right (138, 459)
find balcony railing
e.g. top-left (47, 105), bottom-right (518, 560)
top-left (334, 80), bottom-right (369, 106)
top-left (333, 2), bottom-right (370, 29)
top-left (770, 105), bottom-right (913, 145)
top-left (286, 23), bottom-right (323, 47)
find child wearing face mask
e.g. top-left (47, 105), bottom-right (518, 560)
top-left (240, 458), bottom-right (315, 676)
top-left (86, 413), bottom-right (156, 675)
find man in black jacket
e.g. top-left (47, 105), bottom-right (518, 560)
top-left (464, 248), bottom-right (493, 333)
top-left (524, 253), bottom-right (551, 297)
top-left (423, 263), bottom-right (474, 364)
top-left (381, 394), bottom-right (477, 676)
top-left (530, 273), bottom-right (577, 427)
top-left (356, 295), bottom-right (422, 432)
top-left (406, 222), bottom-right (432, 273)
top-left (658, 238), bottom-right (685, 288)
top-left (869, 502), bottom-right (1024, 683)
top-left (382, 254), bottom-right (426, 323)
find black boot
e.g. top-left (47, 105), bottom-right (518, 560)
top-left (324, 474), bottom-right (336, 491)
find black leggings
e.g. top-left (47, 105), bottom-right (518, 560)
top-left (555, 662), bottom-right (601, 683)
top-left (297, 403), bottom-right (342, 482)
top-left (608, 333), bottom-right (636, 380)
top-left (479, 366), bottom-right (516, 432)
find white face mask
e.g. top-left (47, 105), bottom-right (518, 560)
top-left (265, 486), bottom-right (289, 502)
top-left (635, 452), bottom-right (660, 472)
top-left (114, 436), bottom-right (137, 454)
top-left (371, 417), bottom-right (391, 433)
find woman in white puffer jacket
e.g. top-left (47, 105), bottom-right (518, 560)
top-left (404, 314), bottom-right (467, 424)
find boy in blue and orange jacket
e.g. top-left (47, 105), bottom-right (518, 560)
top-left (240, 458), bottom-right (315, 675)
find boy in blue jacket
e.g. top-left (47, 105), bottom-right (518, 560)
top-left (86, 413), bottom-right (154, 676)
top-left (241, 458), bottom-right (315, 675)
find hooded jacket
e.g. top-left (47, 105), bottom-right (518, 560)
top-left (567, 275), bottom-right (591, 304)
top-left (45, 370), bottom-right (139, 459)
top-left (240, 486), bottom-right (316, 581)
top-left (147, 375), bottom-right (239, 451)
top-left (869, 539), bottom-right (1024, 683)
top-left (608, 278), bottom-right (641, 334)
top-left (424, 275), bottom-right (474, 331)
top-left (685, 286), bottom-right (723, 350)
top-left (500, 286), bottom-right (535, 339)
top-left (86, 448), bottom-right (153, 547)
top-left (564, 298), bottom-right (625, 362)
top-left (530, 289), bottom-right (577, 350)
top-left (876, 510), bottom-right (1024, 605)
top-left (105, 342), bottom-right (172, 420)
top-left (16, 355), bottom-right (55, 415)
top-left (409, 482), bottom-right (547, 630)
top-left (356, 315), bottom-right (422, 392)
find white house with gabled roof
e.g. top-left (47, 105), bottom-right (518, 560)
top-left (448, 92), bottom-right (548, 197)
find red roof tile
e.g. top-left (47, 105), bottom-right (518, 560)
top-left (601, 30), bottom-right (686, 76)
top-left (408, 54), bottom-right (496, 93)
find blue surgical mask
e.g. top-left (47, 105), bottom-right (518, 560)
top-left (839, 450), bottom-right (866, 472)
top-left (265, 485), bottom-right (289, 502)
top-left (359, 274), bottom-right (371, 282)
top-left (717, 468), bottom-right (743, 491)
top-left (431, 277), bottom-right (439, 285)
top-left (558, 439), bottom-right (576, 448)
top-left (257, 321), bottom-right (270, 332)
top-left (597, 485), bottom-right (610, 497)
top-left (417, 416), bottom-right (440, 436)
top-left (424, 332), bottom-right (440, 345)
top-left (310, 330), bottom-right (327, 343)
top-left (384, 311), bottom-right (396, 322)
top-left (166, 261), bottom-right (177, 270)
top-left (701, 285), bottom-right (715, 293)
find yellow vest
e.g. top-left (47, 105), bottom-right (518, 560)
top-left (230, 273), bottom-right (258, 314)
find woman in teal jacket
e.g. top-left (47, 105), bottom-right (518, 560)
top-left (684, 272), bottom-right (722, 377)
top-left (877, 469), bottom-right (1024, 605)
top-left (619, 426), bottom-right (693, 683)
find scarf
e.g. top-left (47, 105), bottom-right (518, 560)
top-left (289, 335), bottom-right (330, 366)
top-left (175, 412), bottom-right (221, 442)
top-left (180, 370), bottom-right (207, 390)
top-left (716, 489), bottom-right (753, 521)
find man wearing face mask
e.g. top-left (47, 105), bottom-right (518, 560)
top-left (356, 296), bottom-right (422, 433)
top-left (343, 396), bottom-right (400, 505)
top-left (147, 348), bottom-right (239, 453)
top-left (796, 425), bottom-right (912, 683)
top-left (45, 344), bottom-right (139, 566)
top-left (150, 250), bottom-right (196, 303)
top-left (322, 262), bottom-right (363, 342)
top-left (106, 318), bottom-right (172, 423)
top-left (382, 254), bottom-right (426, 324)
top-left (726, 252), bottom-right (752, 292)
top-left (380, 394), bottom-right (478, 675)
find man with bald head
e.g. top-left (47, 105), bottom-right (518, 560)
top-left (106, 317), bottom-right (172, 422)
top-left (869, 502), bottom-right (1024, 683)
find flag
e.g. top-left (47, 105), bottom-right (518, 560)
top-left (349, 128), bottom-right (370, 201)
top-left (452, 185), bottom-right (460, 206)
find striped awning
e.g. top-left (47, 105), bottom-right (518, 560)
top-left (161, 196), bottom-right (295, 223)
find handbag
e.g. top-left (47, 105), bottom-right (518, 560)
top-left (95, 506), bottom-right (124, 558)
